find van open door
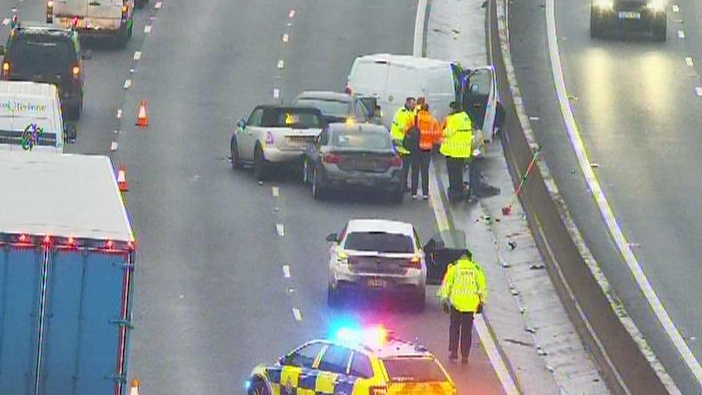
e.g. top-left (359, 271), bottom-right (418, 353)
top-left (460, 66), bottom-right (498, 148)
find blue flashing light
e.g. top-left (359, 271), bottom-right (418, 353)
top-left (245, 380), bottom-right (251, 391)
top-left (335, 327), bottom-right (362, 344)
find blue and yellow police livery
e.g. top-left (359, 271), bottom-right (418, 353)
top-left (246, 326), bottom-right (456, 395)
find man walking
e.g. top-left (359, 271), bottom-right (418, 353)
top-left (411, 102), bottom-right (442, 199)
top-left (440, 102), bottom-right (474, 201)
top-left (438, 250), bottom-right (488, 363)
top-left (391, 97), bottom-right (417, 191)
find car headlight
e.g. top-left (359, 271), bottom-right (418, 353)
top-left (647, 0), bottom-right (666, 12)
top-left (594, 0), bottom-right (614, 9)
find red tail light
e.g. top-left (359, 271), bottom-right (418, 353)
top-left (72, 16), bottom-right (79, 28)
top-left (72, 65), bottom-right (80, 79)
top-left (323, 153), bottom-right (343, 164)
top-left (388, 156), bottom-right (403, 167)
top-left (369, 386), bottom-right (388, 395)
top-left (2, 61), bottom-right (10, 77)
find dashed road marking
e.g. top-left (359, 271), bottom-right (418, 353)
top-left (686, 57), bottom-right (694, 67)
top-left (144, 25), bottom-right (152, 33)
top-left (124, 79), bottom-right (132, 89)
top-left (288, 9), bottom-right (296, 18)
top-left (276, 223), bottom-right (285, 236)
top-left (110, 141), bottom-right (118, 151)
top-left (277, 60), bottom-right (285, 69)
top-left (283, 265), bottom-right (291, 278)
top-left (695, 87), bottom-right (702, 96)
top-left (134, 51), bottom-right (142, 60)
top-left (672, 4), bottom-right (680, 12)
top-left (272, 186), bottom-right (280, 197)
top-left (529, 116), bottom-right (540, 121)
top-left (116, 109), bottom-right (123, 119)
top-left (273, 88), bottom-right (280, 99)
top-left (282, 33), bottom-right (289, 43)
top-left (154, 1), bottom-right (163, 9)
top-left (292, 308), bottom-right (303, 321)
top-left (678, 30), bottom-right (685, 39)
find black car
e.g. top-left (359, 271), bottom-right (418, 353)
top-left (590, 0), bottom-right (667, 41)
top-left (0, 23), bottom-right (85, 119)
top-left (292, 91), bottom-right (377, 124)
top-left (302, 123), bottom-right (404, 201)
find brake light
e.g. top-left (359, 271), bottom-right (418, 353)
top-left (401, 255), bottom-right (422, 268)
top-left (265, 131), bottom-right (275, 145)
top-left (72, 65), bottom-right (80, 78)
top-left (72, 16), bottom-right (79, 28)
top-left (2, 61), bottom-right (10, 76)
top-left (369, 386), bottom-right (388, 395)
top-left (388, 155), bottom-right (402, 167)
top-left (47, 0), bottom-right (54, 7)
top-left (323, 153), bottom-right (343, 164)
top-left (345, 86), bottom-right (353, 95)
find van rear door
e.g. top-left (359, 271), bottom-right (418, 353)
top-left (460, 67), bottom-right (497, 149)
top-left (53, 0), bottom-right (88, 18)
top-left (86, 0), bottom-right (123, 21)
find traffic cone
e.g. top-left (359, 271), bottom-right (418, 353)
top-left (117, 165), bottom-right (129, 192)
top-left (136, 100), bottom-right (149, 128)
top-left (129, 378), bottom-right (140, 395)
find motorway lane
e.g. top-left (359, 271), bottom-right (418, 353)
top-left (508, 0), bottom-right (702, 392)
top-left (112, 0), bottom-right (506, 394)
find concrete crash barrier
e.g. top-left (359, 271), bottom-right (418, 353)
top-left (486, 0), bottom-right (680, 394)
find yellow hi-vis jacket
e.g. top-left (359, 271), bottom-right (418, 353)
top-left (438, 258), bottom-right (487, 313)
top-left (390, 106), bottom-right (415, 155)
top-left (440, 111), bottom-right (473, 158)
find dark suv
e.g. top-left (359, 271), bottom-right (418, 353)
top-left (590, 0), bottom-right (667, 41)
top-left (0, 23), bottom-right (85, 119)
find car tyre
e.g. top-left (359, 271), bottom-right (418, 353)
top-left (254, 145), bottom-right (268, 181)
top-left (230, 136), bottom-right (244, 170)
top-left (327, 285), bottom-right (341, 307)
top-left (653, 16), bottom-right (667, 42)
top-left (248, 380), bottom-right (270, 395)
top-left (312, 167), bottom-right (327, 200)
top-left (68, 97), bottom-right (82, 121)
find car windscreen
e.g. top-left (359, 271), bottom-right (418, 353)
top-left (261, 108), bottom-right (322, 128)
top-left (7, 36), bottom-right (74, 75)
top-left (344, 231), bottom-right (414, 254)
top-left (295, 98), bottom-right (351, 118)
top-left (332, 131), bottom-right (391, 150)
top-left (382, 358), bottom-right (448, 383)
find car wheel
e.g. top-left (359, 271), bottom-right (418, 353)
top-left (302, 158), bottom-right (310, 184)
top-left (312, 167), bottom-right (327, 200)
top-left (653, 16), bottom-right (666, 42)
top-left (230, 136), bottom-right (244, 170)
top-left (410, 289), bottom-right (426, 313)
top-left (327, 285), bottom-right (341, 307)
top-left (254, 146), bottom-right (268, 181)
top-left (248, 380), bottom-right (270, 395)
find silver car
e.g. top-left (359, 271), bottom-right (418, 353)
top-left (326, 219), bottom-right (427, 311)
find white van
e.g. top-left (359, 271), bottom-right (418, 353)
top-left (346, 54), bottom-right (499, 150)
top-left (47, 0), bottom-right (134, 47)
top-left (0, 81), bottom-right (76, 153)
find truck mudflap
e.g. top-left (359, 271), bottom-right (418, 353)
top-left (0, 237), bottom-right (135, 395)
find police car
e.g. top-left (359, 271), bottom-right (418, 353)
top-left (246, 326), bottom-right (456, 395)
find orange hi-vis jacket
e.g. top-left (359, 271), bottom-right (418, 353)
top-left (416, 110), bottom-right (442, 151)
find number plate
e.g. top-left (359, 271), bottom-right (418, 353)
top-left (368, 279), bottom-right (386, 287)
top-left (61, 17), bottom-right (85, 28)
top-left (618, 11), bottom-right (641, 19)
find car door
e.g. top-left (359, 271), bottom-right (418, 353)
top-left (239, 107), bottom-right (263, 160)
top-left (277, 342), bottom-right (326, 395)
top-left (86, 0), bottom-right (123, 23)
top-left (315, 345), bottom-right (353, 395)
top-left (342, 351), bottom-right (375, 395)
top-left (305, 127), bottom-right (327, 180)
top-left (461, 67), bottom-right (498, 144)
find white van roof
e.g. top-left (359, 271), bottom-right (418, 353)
top-left (355, 54), bottom-right (453, 70)
top-left (0, 153), bottom-right (134, 242)
top-left (0, 80), bottom-right (58, 97)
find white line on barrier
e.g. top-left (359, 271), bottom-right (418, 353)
top-left (546, 0), bottom-right (702, 385)
top-left (413, 0), bottom-right (428, 57)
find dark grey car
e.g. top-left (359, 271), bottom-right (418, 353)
top-left (590, 0), bottom-right (667, 40)
top-left (302, 123), bottom-right (404, 202)
top-left (292, 91), bottom-right (377, 124)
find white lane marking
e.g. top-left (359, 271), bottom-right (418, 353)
top-left (276, 223), bottom-right (285, 236)
top-left (686, 57), bottom-right (694, 67)
top-left (277, 60), bottom-right (285, 69)
top-left (110, 141), bottom-right (118, 151)
top-left (678, 30), bottom-right (685, 39)
top-left (695, 87), bottom-right (702, 97)
top-left (546, 0), bottom-right (702, 385)
top-left (133, 51), bottom-right (142, 60)
top-left (273, 88), bottom-right (280, 99)
top-left (282, 33), bottom-right (289, 43)
top-left (292, 308), bottom-right (302, 321)
top-left (272, 186), bottom-right (280, 197)
top-left (154, 1), bottom-right (163, 9)
top-left (288, 9), bottom-right (296, 18)
top-left (116, 109), bottom-right (123, 119)
top-left (672, 4), bottom-right (680, 12)
top-left (413, 0), bottom-right (429, 57)
top-left (529, 116), bottom-right (540, 121)
top-left (283, 265), bottom-right (291, 278)
top-left (2, 18), bottom-right (10, 26)
top-left (123, 79), bottom-right (132, 89)
top-left (144, 25), bottom-right (152, 33)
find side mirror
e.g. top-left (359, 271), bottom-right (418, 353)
top-left (237, 119), bottom-right (246, 129)
top-left (63, 124), bottom-right (77, 143)
top-left (277, 355), bottom-right (287, 365)
top-left (0, 46), bottom-right (5, 56)
top-left (326, 233), bottom-right (339, 243)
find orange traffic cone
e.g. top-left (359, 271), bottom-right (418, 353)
top-left (129, 378), bottom-right (140, 395)
top-left (136, 100), bottom-right (149, 128)
top-left (117, 165), bottom-right (129, 192)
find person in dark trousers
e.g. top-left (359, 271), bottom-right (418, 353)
top-left (440, 102), bottom-right (474, 201)
top-left (391, 97), bottom-right (417, 191)
top-left (438, 251), bottom-right (488, 363)
top-left (411, 102), bottom-right (442, 199)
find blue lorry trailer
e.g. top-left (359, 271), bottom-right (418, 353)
top-left (0, 153), bottom-right (136, 395)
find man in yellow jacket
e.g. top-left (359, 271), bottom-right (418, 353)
top-left (438, 251), bottom-right (488, 363)
top-left (440, 102), bottom-right (474, 201)
top-left (391, 97), bottom-right (417, 191)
